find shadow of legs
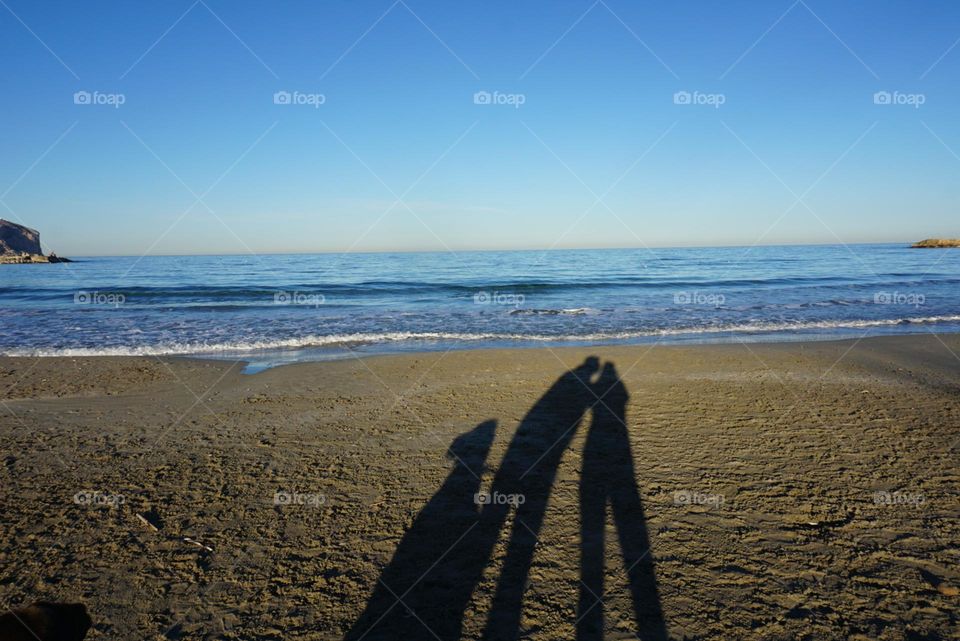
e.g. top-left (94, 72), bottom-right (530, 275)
top-left (481, 358), bottom-right (600, 641)
top-left (578, 362), bottom-right (667, 641)
top-left (346, 357), bottom-right (625, 641)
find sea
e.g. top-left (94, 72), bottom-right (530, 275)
top-left (2, 244), bottom-right (958, 372)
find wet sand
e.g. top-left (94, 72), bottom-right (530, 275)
top-left (1, 335), bottom-right (958, 640)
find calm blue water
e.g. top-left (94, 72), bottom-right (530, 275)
top-left (2, 245), bottom-right (959, 371)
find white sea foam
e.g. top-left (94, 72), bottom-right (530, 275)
top-left (4, 315), bottom-right (960, 358)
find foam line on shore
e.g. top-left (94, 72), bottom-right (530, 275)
top-left (5, 314), bottom-right (960, 357)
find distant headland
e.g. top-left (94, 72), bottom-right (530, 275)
top-left (0, 219), bottom-right (71, 263)
top-left (911, 238), bottom-right (960, 248)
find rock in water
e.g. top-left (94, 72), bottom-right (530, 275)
top-left (911, 238), bottom-right (960, 248)
top-left (0, 219), bottom-right (71, 263)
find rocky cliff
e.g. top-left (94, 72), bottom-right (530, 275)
top-left (0, 219), bottom-right (70, 263)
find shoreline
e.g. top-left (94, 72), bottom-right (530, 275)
top-left (4, 327), bottom-right (960, 375)
top-left (1, 333), bottom-right (957, 639)
top-left (2, 334), bottom-right (958, 404)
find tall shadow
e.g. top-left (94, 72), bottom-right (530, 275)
top-left (478, 357), bottom-right (601, 640)
top-left (578, 362), bottom-right (667, 641)
top-left (345, 357), bottom-right (666, 641)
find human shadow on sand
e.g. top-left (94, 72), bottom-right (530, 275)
top-left (344, 357), bottom-right (666, 641)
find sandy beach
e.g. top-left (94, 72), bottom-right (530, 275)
top-left (1, 335), bottom-right (958, 640)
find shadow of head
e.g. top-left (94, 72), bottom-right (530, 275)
top-left (595, 361), bottom-right (626, 396)
top-left (0, 602), bottom-right (92, 641)
top-left (447, 419), bottom-right (497, 471)
top-left (579, 356), bottom-right (600, 377)
top-left (566, 356), bottom-right (601, 388)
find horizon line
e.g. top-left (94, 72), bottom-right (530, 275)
top-left (59, 240), bottom-right (919, 258)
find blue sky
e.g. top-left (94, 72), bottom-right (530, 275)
top-left (1, 0), bottom-right (959, 255)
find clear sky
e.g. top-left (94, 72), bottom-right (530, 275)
top-left (1, 0), bottom-right (959, 255)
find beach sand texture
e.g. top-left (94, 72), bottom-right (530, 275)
top-left (1, 335), bottom-right (958, 640)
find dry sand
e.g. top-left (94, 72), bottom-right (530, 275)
top-left (1, 335), bottom-right (958, 640)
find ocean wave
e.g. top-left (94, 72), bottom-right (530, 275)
top-left (15, 274), bottom-right (960, 300)
top-left (5, 315), bottom-right (960, 358)
top-left (509, 308), bottom-right (595, 316)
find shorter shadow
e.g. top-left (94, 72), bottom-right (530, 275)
top-left (344, 420), bottom-right (497, 641)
